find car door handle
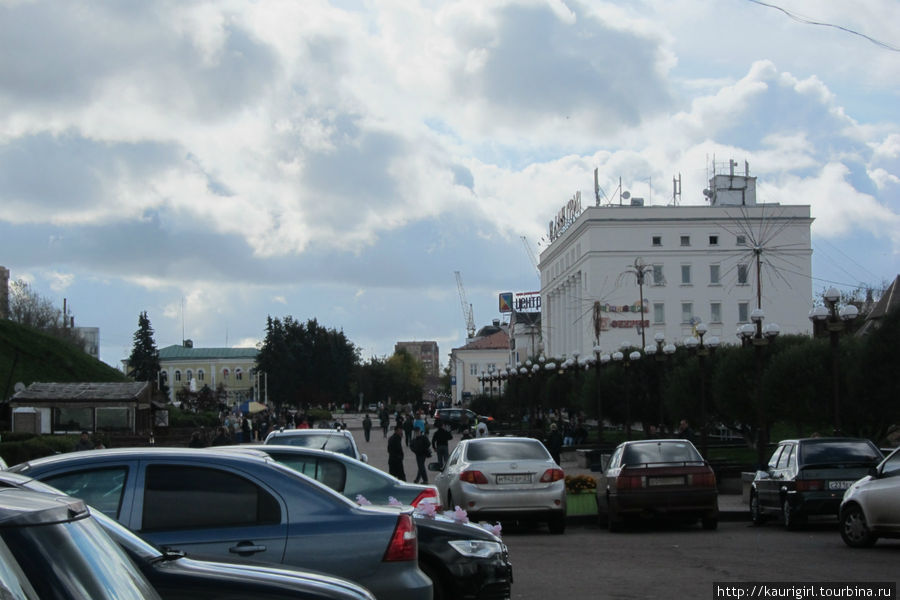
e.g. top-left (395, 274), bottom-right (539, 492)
top-left (229, 542), bottom-right (267, 555)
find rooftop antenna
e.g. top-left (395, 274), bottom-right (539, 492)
top-left (673, 173), bottom-right (682, 206)
top-left (181, 296), bottom-right (185, 345)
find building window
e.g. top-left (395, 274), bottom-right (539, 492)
top-left (652, 265), bottom-right (665, 285)
top-left (160, 371), bottom-right (168, 383)
top-left (710, 264), bottom-right (720, 285)
top-left (235, 368), bottom-right (243, 381)
top-left (681, 303), bottom-right (693, 324)
top-left (653, 303), bottom-right (665, 324)
top-left (737, 263), bottom-right (749, 284)
top-left (175, 370), bottom-right (182, 382)
top-left (710, 302), bottom-right (722, 323)
top-left (681, 265), bottom-right (692, 285)
top-left (737, 235), bottom-right (747, 246)
top-left (469, 364), bottom-right (478, 376)
top-left (197, 369), bottom-right (205, 382)
top-left (709, 235), bottom-right (719, 246)
top-left (186, 370), bottom-right (193, 381)
top-left (652, 236), bottom-right (662, 247)
top-left (738, 302), bottom-right (749, 323)
top-left (222, 368), bottom-right (230, 380)
top-left (680, 235), bottom-right (691, 246)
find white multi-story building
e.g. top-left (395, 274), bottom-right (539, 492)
top-left (539, 169), bottom-right (813, 357)
top-left (449, 322), bottom-right (510, 406)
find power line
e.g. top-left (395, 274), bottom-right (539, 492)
top-left (745, 0), bottom-right (900, 52)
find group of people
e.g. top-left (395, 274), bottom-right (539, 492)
top-left (387, 417), bottom-right (456, 485)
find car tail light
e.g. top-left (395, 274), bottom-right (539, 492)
top-left (616, 474), bottom-right (645, 490)
top-left (795, 479), bottom-right (823, 492)
top-left (690, 472), bottom-right (717, 487)
top-left (410, 487), bottom-right (440, 508)
top-left (539, 468), bottom-right (565, 483)
top-left (383, 513), bottom-right (417, 562)
top-left (459, 470), bottom-right (489, 484)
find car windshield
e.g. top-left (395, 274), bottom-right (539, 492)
top-left (622, 442), bottom-right (703, 466)
top-left (269, 434), bottom-right (354, 457)
top-left (800, 440), bottom-right (882, 466)
top-left (466, 440), bottom-right (549, 461)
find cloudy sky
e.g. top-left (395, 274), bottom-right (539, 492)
top-left (1, 0), bottom-right (898, 369)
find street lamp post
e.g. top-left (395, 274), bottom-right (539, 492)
top-left (643, 332), bottom-right (676, 433)
top-left (684, 323), bottom-right (720, 458)
top-left (592, 345), bottom-right (611, 441)
top-left (808, 287), bottom-right (859, 435)
top-left (738, 309), bottom-right (780, 469)
top-left (612, 345), bottom-right (642, 440)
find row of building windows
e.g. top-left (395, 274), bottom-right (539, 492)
top-left (652, 234), bottom-right (747, 247)
top-left (652, 263), bottom-right (749, 286)
top-left (652, 301), bottom-right (755, 325)
top-left (163, 368), bottom-right (245, 384)
top-left (468, 363), bottom-right (498, 376)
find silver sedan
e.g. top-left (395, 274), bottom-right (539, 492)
top-left (431, 436), bottom-right (567, 534)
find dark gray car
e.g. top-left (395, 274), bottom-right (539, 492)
top-left (8, 448), bottom-right (430, 600)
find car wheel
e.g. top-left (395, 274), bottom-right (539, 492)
top-left (701, 516), bottom-right (718, 530)
top-left (840, 504), bottom-right (877, 548)
top-left (782, 497), bottom-right (804, 531)
top-left (548, 514), bottom-right (566, 535)
top-left (420, 563), bottom-right (447, 600)
top-left (750, 492), bottom-right (765, 526)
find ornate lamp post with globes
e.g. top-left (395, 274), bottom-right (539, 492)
top-left (738, 309), bottom-right (780, 469)
top-left (808, 287), bottom-right (858, 435)
top-left (684, 323), bottom-right (720, 458)
top-left (644, 332), bottom-right (676, 434)
top-left (612, 344), bottom-right (641, 440)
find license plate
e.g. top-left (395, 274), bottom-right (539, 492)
top-left (496, 474), bottom-right (531, 484)
top-left (828, 480), bottom-right (853, 490)
top-left (648, 476), bottom-right (685, 487)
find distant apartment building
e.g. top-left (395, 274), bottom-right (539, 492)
top-left (74, 327), bottom-right (100, 360)
top-left (394, 341), bottom-right (440, 378)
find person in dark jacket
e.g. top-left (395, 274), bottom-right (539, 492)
top-left (387, 425), bottom-right (406, 481)
top-left (410, 428), bottom-right (432, 484)
top-left (402, 414), bottom-right (414, 447)
top-left (431, 421), bottom-right (453, 470)
top-left (547, 423), bottom-right (563, 465)
top-left (362, 414), bottom-right (372, 442)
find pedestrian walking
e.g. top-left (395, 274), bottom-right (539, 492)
top-left (410, 428), bottom-right (432, 484)
top-left (547, 423), bottom-right (563, 465)
top-left (380, 408), bottom-right (390, 439)
top-left (362, 413), bottom-right (372, 442)
top-left (388, 425), bottom-right (406, 481)
top-left (431, 421), bottom-right (453, 470)
top-left (403, 413), bottom-right (414, 447)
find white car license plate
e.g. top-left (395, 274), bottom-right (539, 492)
top-left (648, 476), bottom-right (685, 487)
top-left (828, 480), bottom-right (853, 490)
top-left (496, 474), bottom-right (531, 484)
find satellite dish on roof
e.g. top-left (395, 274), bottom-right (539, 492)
top-left (14, 382), bottom-right (25, 393)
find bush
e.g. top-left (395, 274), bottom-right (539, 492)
top-left (166, 406), bottom-right (219, 428)
top-left (565, 474), bottom-right (597, 494)
top-left (307, 408), bottom-right (332, 425)
top-left (0, 434), bottom-right (78, 465)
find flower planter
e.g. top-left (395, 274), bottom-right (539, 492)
top-left (566, 491), bottom-right (598, 516)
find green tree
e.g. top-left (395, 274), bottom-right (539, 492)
top-left (127, 311), bottom-right (167, 397)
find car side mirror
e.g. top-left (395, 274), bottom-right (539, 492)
top-left (360, 453), bottom-right (368, 463)
top-left (427, 462), bottom-right (442, 472)
top-left (755, 470), bottom-right (770, 480)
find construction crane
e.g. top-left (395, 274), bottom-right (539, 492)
top-left (454, 271), bottom-right (476, 339)
top-left (521, 236), bottom-right (540, 276)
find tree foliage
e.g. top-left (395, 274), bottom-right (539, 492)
top-left (8, 279), bottom-right (84, 347)
top-left (256, 316), bottom-right (359, 411)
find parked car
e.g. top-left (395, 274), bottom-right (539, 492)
top-left (228, 445), bottom-right (513, 600)
top-left (433, 408), bottom-right (494, 433)
top-left (265, 428), bottom-right (368, 462)
top-left (431, 436), bottom-right (566, 534)
top-left (750, 437), bottom-right (883, 530)
top-left (596, 439), bottom-right (719, 532)
top-left (0, 469), bottom-right (377, 600)
top-left (0, 488), bottom-right (162, 600)
top-left (839, 446), bottom-right (900, 547)
top-left (7, 448), bottom-right (430, 600)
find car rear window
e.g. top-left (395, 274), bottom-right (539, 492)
top-left (466, 440), bottom-right (549, 461)
top-left (799, 440), bottom-right (882, 466)
top-left (269, 434), bottom-right (354, 457)
top-left (622, 442), bottom-right (703, 465)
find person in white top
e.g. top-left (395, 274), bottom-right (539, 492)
top-left (475, 419), bottom-right (489, 438)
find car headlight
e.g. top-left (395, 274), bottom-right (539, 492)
top-left (448, 540), bottom-right (503, 558)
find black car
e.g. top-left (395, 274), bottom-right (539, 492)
top-left (750, 437), bottom-right (883, 529)
top-left (0, 488), bottom-right (162, 600)
top-left (433, 408), bottom-right (494, 432)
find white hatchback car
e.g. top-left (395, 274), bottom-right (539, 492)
top-left (431, 436), bottom-right (567, 534)
top-left (264, 428), bottom-right (368, 463)
top-left (839, 446), bottom-right (900, 547)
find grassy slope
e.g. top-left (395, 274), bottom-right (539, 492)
top-left (0, 319), bottom-right (128, 399)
